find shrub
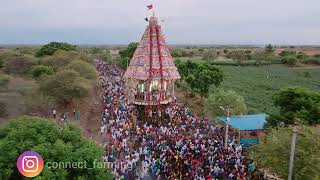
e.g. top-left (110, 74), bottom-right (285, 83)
top-left (279, 50), bottom-right (296, 57)
top-left (0, 75), bottom-right (10, 87)
top-left (297, 51), bottom-right (308, 60)
top-left (202, 49), bottom-right (217, 61)
top-left (4, 55), bottom-right (36, 74)
top-left (281, 55), bottom-right (298, 65)
top-left (31, 65), bottom-right (54, 78)
top-left (67, 60), bottom-right (98, 80)
top-left (41, 50), bottom-right (89, 71)
top-left (0, 50), bottom-right (20, 69)
top-left (39, 70), bottom-right (91, 105)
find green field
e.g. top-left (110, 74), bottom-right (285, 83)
top-left (214, 65), bottom-right (320, 114)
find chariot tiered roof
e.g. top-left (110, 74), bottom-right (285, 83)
top-left (123, 16), bottom-right (180, 80)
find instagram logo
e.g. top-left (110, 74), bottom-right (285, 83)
top-left (17, 151), bottom-right (44, 177)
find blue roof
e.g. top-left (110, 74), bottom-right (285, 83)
top-left (217, 114), bottom-right (267, 130)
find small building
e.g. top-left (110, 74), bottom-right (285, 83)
top-left (217, 114), bottom-right (267, 145)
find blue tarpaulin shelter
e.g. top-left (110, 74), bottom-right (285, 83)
top-left (217, 114), bottom-right (267, 130)
top-left (217, 114), bottom-right (267, 145)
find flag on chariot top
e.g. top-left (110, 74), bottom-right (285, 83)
top-left (147, 4), bottom-right (153, 10)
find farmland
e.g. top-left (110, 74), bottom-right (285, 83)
top-left (175, 57), bottom-right (320, 115)
top-left (215, 65), bottom-right (320, 114)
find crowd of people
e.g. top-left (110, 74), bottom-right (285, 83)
top-left (96, 61), bottom-right (256, 180)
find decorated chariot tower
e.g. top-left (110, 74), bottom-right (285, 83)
top-left (123, 14), bottom-right (180, 121)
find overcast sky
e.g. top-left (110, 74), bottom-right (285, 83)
top-left (1, 0), bottom-right (319, 45)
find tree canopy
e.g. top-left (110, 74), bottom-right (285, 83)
top-left (185, 63), bottom-right (223, 98)
top-left (32, 65), bottom-right (54, 78)
top-left (119, 42), bottom-right (138, 59)
top-left (266, 87), bottom-right (320, 127)
top-left (36, 42), bottom-right (77, 57)
top-left (117, 42), bottom-right (138, 70)
top-left (205, 89), bottom-right (248, 116)
top-left (0, 116), bottom-right (112, 179)
top-left (174, 59), bottom-right (198, 80)
top-left (250, 126), bottom-right (320, 180)
top-left (67, 60), bottom-right (98, 80)
top-left (39, 70), bottom-right (91, 105)
top-left (265, 44), bottom-right (274, 53)
top-left (4, 55), bottom-right (36, 74)
top-left (41, 50), bottom-right (90, 71)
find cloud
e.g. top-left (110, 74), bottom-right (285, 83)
top-left (0, 0), bottom-right (319, 44)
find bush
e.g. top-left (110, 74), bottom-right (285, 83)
top-left (297, 51), bottom-right (308, 60)
top-left (281, 55), bottom-right (298, 65)
top-left (4, 55), bottom-right (36, 74)
top-left (32, 65), bottom-right (54, 78)
top-left (67, 60), bottom-right (98, 80)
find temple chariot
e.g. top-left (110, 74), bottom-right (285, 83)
top-left (123, 15), bottom-right (180, 123)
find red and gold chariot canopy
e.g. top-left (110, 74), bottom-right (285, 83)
top-left (123, 16), bottom-right (180, 81)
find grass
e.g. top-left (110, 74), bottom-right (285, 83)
top-left (214, 65), bottom-right (320, 114)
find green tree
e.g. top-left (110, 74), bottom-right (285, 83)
top-left (36, 42), bottom-right (77, 57)
top-left (267, 87), bottom-right (320, 126)
top-left (174, 59), bottom-right (199, 80)
top-left (265, 44), bottom-right (274, 53)
top-left (119, 42), bottom-right (138, 59)
top-left (39, 70), bottom-right (91, 105)
top-left (185, 63), bottom-right (223, 98)
top-left (0, 116), bottom-right (112, 179)
top-left (205, 89), bottom-right (248, 116)
top-left (115, 57), bottom-right (130, 71)
top-left (32, 65), bottom-right (54, 78)
top-left (117, 42), bottom-right (138, 70)
top-left (67, 60), bottom-right (98, 80)
top-left (250, 126), bottom-right (320, 180)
